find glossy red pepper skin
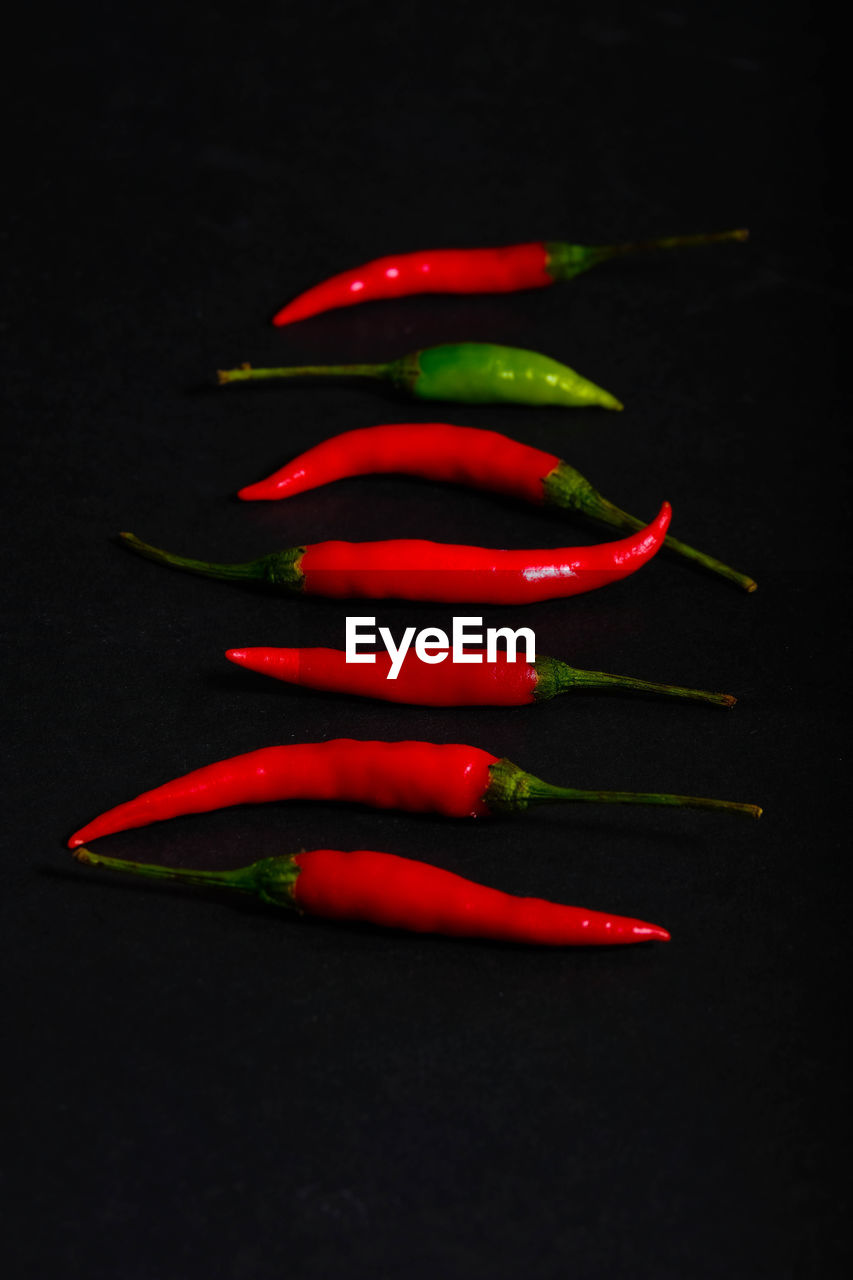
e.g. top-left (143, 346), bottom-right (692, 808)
top-left (271, 230), bottom-right (748, 327)
top-left (73, 846), bottom-right (670, 946)
top-left (291, 850), bottom-right (668, 944)
top-left (68, 742), bottom-right (496, 847)
top-left (119, 503), bottom-right (671, 605)
top-left (67, 738), bottom-right (761, 849)
top-left (236, 423), bottom-right (756, 593)
top-left (225, 647), bottom-right (737, 709)
top-left (228, 647), bottom-right (538, 706)
top-left (238, 422), bottom-right (556, 504)
top-left (273, 244), bottom-right (552, 326)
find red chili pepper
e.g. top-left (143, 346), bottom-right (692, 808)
top-left (67, 739), bottom-right (761, 848)
top-left (72, 846), bottom-right (670, 946)
top-left (271, 230), bottom-right (748, 327)
top-left (225, 647), bottom-right (736, 709)
top-left (119, 504), bottom-right (671, 605)
top-left (237, 423), bottom-right (756, 592)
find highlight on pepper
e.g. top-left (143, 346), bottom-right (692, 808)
top-left (216, 342), bottom-right (623, 410)
top-left (118, 504), bottom-right (672, 606)
top-left (72, 846), bottom-right (670, 947)
top-left (67, 738), bottom-right (762, 849)
top-left (237, 422), bottom-right (757, 593)
top-left (271, 229), bottom-right (749, 327)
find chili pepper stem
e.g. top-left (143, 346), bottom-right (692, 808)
top-left (73, 846), bottom-right (300, 908)
top-left (119, 532), bottom-right (305, 591)
top-left (547, 229), bottom-right (749, 281)
top-left (542, 464), bottom-right (757, 592)
top-left (533, 656), bottom-right (736, 707)
top-left (486, 760), bottom-right (761, 818)
top-left (598, 228), bottom-right (749, 261)
top-left (217, 361), bottom-right (394, 387)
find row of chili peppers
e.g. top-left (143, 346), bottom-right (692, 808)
top-left (72, 229), bottom-right (758, 946)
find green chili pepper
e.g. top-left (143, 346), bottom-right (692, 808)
top-left (217, 342), bottom-right (623, 410)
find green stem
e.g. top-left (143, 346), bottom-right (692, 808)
top-left (486, 759), bottom-right (762, 819)
top-left (542, 464), bottom-right (757, 593)
top-left (73, 847), bottom-right (300, 908)
top-left (546, 229), bottom-right (748, 281)
top-left (119, 533), bottom-right (305, 592)
top-left (533, 655), bottom-right (736, 708)
top-left (217, 361), bottom-right (392, 386)
top-left (594, 228), bottom-right (749, 262)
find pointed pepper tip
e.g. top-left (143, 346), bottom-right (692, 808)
top-left (225, 649), bottom-right (247, 664)
top-left (639, 923), bottom-right (670, 942)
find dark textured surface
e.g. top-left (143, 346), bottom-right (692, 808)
top-left (3, 2), bottom-right (845, 1276)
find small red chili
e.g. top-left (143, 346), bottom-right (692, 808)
top-left (118, 504), bottom-right (671, 605)
top-left (271, 229), bottom-right (748, 326)
top-left (72, 846), bottom-right (670, 946)
top-left (67, 738), bottom-right (761, 849)
top-left (225, 646), bottom-right (736, 709)
top-left (237, 423), bottom-right (756, 592)
top-left (217, 342), bottom-right (623, 410)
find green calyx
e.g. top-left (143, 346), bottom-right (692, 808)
top-left (483, 759), bottom-right (762, 818)
top-left (119, 533), bottom-right (306, 593)
top-left (541, 463), bottom-right (758, 593)
top-left (73, 847), bottom-right (302, 909)
top-left (544, 242), bottom-right (606, 282)
top-left (541, 460), bottom-right (601, 514)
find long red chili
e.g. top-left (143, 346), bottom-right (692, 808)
top-left (67, 739), bottom-right (761, 848)
top-left (118, 504), bottom-right (671, 605)
top-left (73, 846), bottom-right (670, 946)
top-left (225, 647), bottom-right (736, 709)
top-left (237, 423), bottom-right (756, 592)
top-left (271, 229), bottom-right (748, 327)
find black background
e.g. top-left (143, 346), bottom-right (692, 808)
top-left (4, 2), bottom-right (846, 1276)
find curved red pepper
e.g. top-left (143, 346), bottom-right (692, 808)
top-left (73, 845), bottom-right (670, 946)
top-left (67, 738), bottom-right (761, 849)
top-left (238, 422), bottom-right (556, 504)
top-left (119, 503), bottom-right (671, 605)
top-left (271, 231), bottom-right (748, 327)
top-left (236, 422), bottom-right (756, 593)
top-left (225, 647), bottom-right (736, 709)
top-left (273, 244), bottom-right (551, 326)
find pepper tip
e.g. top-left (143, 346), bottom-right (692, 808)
top-left (237, 483), bottom-right (263, 501)
top-left (635, 922), bottom-right (670, 942)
